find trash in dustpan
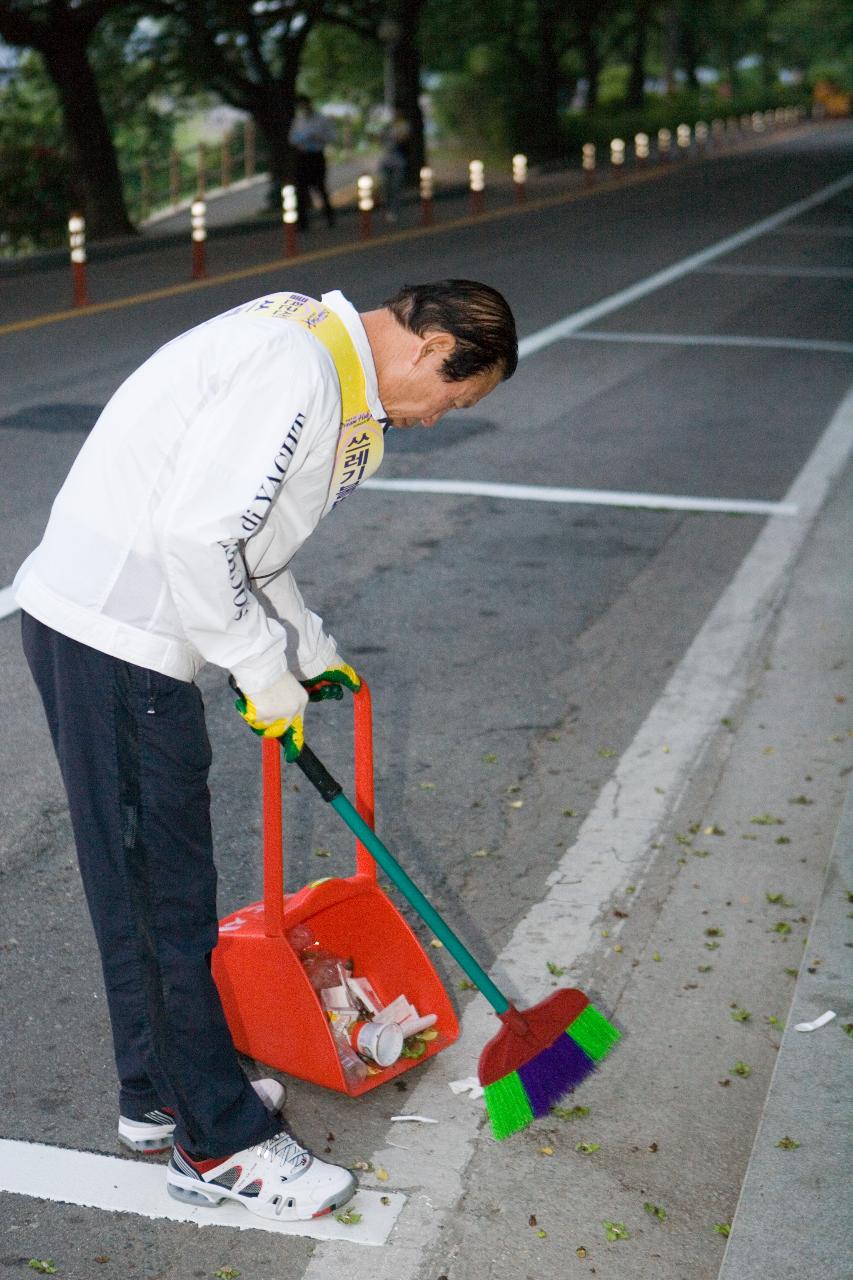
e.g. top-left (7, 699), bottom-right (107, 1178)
top-left (212, 682), bottom-right (460, 1095)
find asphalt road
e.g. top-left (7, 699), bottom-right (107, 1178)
top-left (0, 120), bottom-right (851, 1280)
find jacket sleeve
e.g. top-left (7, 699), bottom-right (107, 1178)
top-left (154, 324), bottom-right (340, 692)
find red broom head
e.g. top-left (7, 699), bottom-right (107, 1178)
top-left (479, 989), bottom-right (620, 1140)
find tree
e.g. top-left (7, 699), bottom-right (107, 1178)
top-left (0, 0), bottom-right (135, 239)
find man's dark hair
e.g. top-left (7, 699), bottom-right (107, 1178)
top-left (383, 280), bottom-right (518, 382)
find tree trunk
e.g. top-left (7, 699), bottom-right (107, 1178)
top-left (41, 29), bottom-right (135, 240)
top-left (626, 1), bottom-right (652, 109)
top-left (389, 0), bottom-right (426, 186)
top-left (530, 0), bottom-right (563, 156)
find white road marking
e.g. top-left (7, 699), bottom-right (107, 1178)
top-left (771, 224), bottom-right (853, 237)
top-left (700, 263), bottom-right (853, 278)
top-left (516, 170), bottom-right (853, 360)
top-left (569, 329), bottom-right (853, 356)
top-left (0, 1139), bottom-right (403, 1244)
top-left (363, 478), bottom-right (796, 517)
top-left (302, 382), bottom-right (853, 1280)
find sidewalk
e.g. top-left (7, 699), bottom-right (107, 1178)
top-left (424, 459), bottom-right (852, 1280)
top-left (718, 785), bottom-right (852, 1279)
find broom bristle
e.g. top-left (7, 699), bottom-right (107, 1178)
top-left (483, 1004), bottom-right (620, 1140)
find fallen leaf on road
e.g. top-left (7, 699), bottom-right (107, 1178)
top-left (602, 1221), bottom-right (630, 1242)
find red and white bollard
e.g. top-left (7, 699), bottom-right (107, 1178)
top-left (512, 153), bottom-right (527, 202)
top-left (657, 127), bottom-right (672, 160)
top-left (582, 142), bottom-right (596, 185)
top-left (469, 160), bottom-right (484, 215)
top-left (357, 175), bottom-right (373, 240)
top-left (634, 132), bottom-right (650, 164)
top-left (191, 198), bottom-right (207, 279)
top-left (676, 123), bottom-right (691, 155)
top-left (610, 137), bottom-right (625, 171)
top-left (68, 213), bottom-right (89, 307)
top-left (281, 184), bottom-right (299, 258)
top-left (695, 121), bottom-right (709, 151)
top-left (420, 166), bottom-right (434, 226)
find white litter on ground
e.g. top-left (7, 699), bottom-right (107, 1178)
top-left (794, 1010), bottom-right (836, 1032)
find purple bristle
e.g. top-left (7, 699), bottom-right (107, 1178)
top-left (517, 1032), bottom-right (595, 1116)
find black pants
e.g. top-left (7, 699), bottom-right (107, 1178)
top-left (294, 151), bottom-right (335, 230)
top-left (21, 613), bottom-right (279, 1158)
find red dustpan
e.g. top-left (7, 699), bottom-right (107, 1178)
top-left (212, 682), bottom-right (460, 1094)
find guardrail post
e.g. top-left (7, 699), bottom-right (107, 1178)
top-left (419, 166), bottom-right (434, 225)
top-left (357, 174), bottom-right (373, 240)
top-left (469, 160), bottom-right (484, 215)
top-left (68, 213), bottom-right (89, 307)
top-left (191, 199), bottom-right (207, 279)
top-left (281, 184), bottom-right (299, 257)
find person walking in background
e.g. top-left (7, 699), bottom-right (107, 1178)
top-left (288, 95), bottom-right (336, 231)
top-left (378, 110), bottom-right (412, 223)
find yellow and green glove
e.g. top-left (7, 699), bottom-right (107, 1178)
top-left (232, 671), bottom-right (307, 761)
top-left (301, 661), bottom-right (362, 703)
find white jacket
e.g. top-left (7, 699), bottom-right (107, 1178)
top-left (14, 290), bottom-right (386, 690)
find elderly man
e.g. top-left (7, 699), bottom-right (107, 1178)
top-left (15, 279), bottom-right (517, 1222)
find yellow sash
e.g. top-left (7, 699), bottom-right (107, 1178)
top-left (246, 292), bottom-right (384, 509)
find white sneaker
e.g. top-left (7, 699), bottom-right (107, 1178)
top-left (118, 1078), bottom-right (286, 1154)
top-left (166, 1130), bottom-right (357, 1221)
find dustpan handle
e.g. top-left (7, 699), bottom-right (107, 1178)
top-left (352, 683), bottom-right (378, 881)
top-left (295, 743), bottom-right (511, 1016)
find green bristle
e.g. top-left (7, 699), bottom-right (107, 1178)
top-left (483, 1071), bottom-right (534, 1141)
top-left (566, 1003), bottom-right (621, 1061)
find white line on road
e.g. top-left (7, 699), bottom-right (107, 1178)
top-left (771, 224), bottom-right (853, 237)
top-left (363, 478), bottom-right (797, 517)
top-left (516, 170), bottom-right (853, 360)
top-left (0, 1139), bottom-right (404, 1244)
top-left (700, 263), bottom-right (853, 279)
top-left (569, 329), bottom-right (853, 356)
top-left (303, 382), bottom-right (853, 1280)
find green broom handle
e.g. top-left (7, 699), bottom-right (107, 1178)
top-left (295, 743), bottom-right (511, 1016)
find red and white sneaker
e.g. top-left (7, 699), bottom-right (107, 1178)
top-left (118, 1078), bottom-right (286, 1154)
top-left (166, 1130), bottom-right (357, 1221)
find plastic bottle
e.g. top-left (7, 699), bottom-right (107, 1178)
top-left (331, 1025), bottom-right (369, 1084)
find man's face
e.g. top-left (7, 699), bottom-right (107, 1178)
top-left (379, 336), bottom-right (503, 429)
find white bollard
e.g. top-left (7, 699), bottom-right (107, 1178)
top-left (657, 127), bottom-right (672, 158)
top-left (634, 132), bottom-right (650, 161)
top-left (610, 138), bottom-right (625, 167)
top-left (582, 142), bottom-right (596, 183)
top-left (676, 123), bottom-right (691, 152)
top-left (190, 199), bottom-right (207, 279)
top-left (419, 165), bottom-right (434, 224)
top-left (68, 213), bottom-right (88, 306)
top-left (695, 121), bottom-right (709, 148)
top-left (357, 174), bottom-right (374, 239)
top-left (512, 153), bottom-right (527, 201)
top-left (469, 160), bottom-right (485, 213)
top-left (281, 184), bottom-right (298, 257)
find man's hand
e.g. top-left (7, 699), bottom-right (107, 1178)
top-left (301, 661), bottom-right (362, 702)
top-left (234, 671), bottom-right (307, 760)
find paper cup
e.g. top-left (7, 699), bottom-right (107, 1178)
top-left (350, 1019), bottom-right (404, 1067)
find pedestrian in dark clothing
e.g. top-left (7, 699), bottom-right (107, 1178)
top-left (288, 95), bottom-right (336, 231)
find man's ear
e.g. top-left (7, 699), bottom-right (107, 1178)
top-left (414, 330), bottom-right (456, 365)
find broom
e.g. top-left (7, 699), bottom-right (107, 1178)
top-left (292, 741), bottom-right (620, 1140)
